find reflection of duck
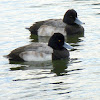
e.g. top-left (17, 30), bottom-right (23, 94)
top-left (52, 59), bottom-right (69, 76)
top-left (9, 58), bottom-right (69, 76)
top-left (26, 9), bottom-right (84, 36)
top-left (10, 60), bottom-right (53, 71)
top-left (6, 33), bottom-right (73, 62)
top-left (30, 34), bottom-right (38, 42)
top-left (67, 33), bottom-right (84, 43)
top-left (30, 34), bottom-right (63, 43)
top-left (10, 59), bottom-right (83, 76)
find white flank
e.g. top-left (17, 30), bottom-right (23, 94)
top-left (19, 51), bottom-right (52, 61)
top-left (38, 25), bottom-right (66, 36)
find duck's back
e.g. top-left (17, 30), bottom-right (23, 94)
top-left (27, 19), bottom-right (66, 35)
top-left (44, 19), bottom-right (66, 28)
top-left (7, 43), bottom-right (53, 61)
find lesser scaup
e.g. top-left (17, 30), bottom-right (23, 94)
top-left (26, 9), bottom-right (84, 36)
top-left (6, 33), bottom-right (74, 61)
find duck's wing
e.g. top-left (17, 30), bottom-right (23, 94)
top-left (23, 43), bottom-right (53, 54)
top-left (7, 43), bottom-right (53, 61)
top-left (19, 43), bottom-right (53, 61)
top-left (38, 19), bottom-right (66, 36)
top-left (26, 19), bottom-right (66, 35)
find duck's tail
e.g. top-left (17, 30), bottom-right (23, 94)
top-left (3, 55), bottom-right (12, 59)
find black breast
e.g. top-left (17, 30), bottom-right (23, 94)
top-left (65, 24), bottom-right (84, 35)
top-left (52, 48), bottom-right (69, 60)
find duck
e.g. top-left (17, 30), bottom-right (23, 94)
top-left (26, 9), bottom-right (84, 36)
top-left (6, 33), bottom-right (74, 61)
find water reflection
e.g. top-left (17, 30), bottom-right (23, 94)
top-left (30, 32), bottom-right (84, 43)
top-left (9, 60), bottom-right (52, 70)
top-left (51, 59), bottom-right (69, 76)
top-left (9, 58), bottom-right (83, 77)
top-left (67, 33), bottom-right (84, 43)
top-left (30, 34), bottom-right (38, 42)
top-left (92, 3), bottom-right (100, 5)
top-left (9, 59), bottom-right (70, 76)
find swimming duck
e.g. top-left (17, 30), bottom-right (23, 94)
top-left (6, 33), bottom-right (74, 61)
top-left (26, 9), bottom-right (84, 36)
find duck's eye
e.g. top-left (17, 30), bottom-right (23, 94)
top-left (58, 40), bottom-right (61, 42)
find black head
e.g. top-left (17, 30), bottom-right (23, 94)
top-left (48, 33), bottom-right (65, 50)
top-left (63, 9), bottom-right (77, 25)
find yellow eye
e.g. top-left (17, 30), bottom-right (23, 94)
top-left (58, 40), bottom-right (61, 42)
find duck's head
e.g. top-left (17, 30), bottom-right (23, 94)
top-left (48, 33), bottom-right (73, 50)
top-left (63, 9), bottom-right (83, 25)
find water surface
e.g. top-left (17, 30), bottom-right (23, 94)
top-left (0, 0), bottom-right (100, 100)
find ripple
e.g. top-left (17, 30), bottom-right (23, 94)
top-left (92, 3), bottom-right (100, 5)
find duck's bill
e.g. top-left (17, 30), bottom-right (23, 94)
top-left (74, 18), bottom-right (84, 25)
top-left (63, 42), bottom-right (74, 50)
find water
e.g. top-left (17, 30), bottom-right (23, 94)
top-left (0, 0), bottom-right (100, 100)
